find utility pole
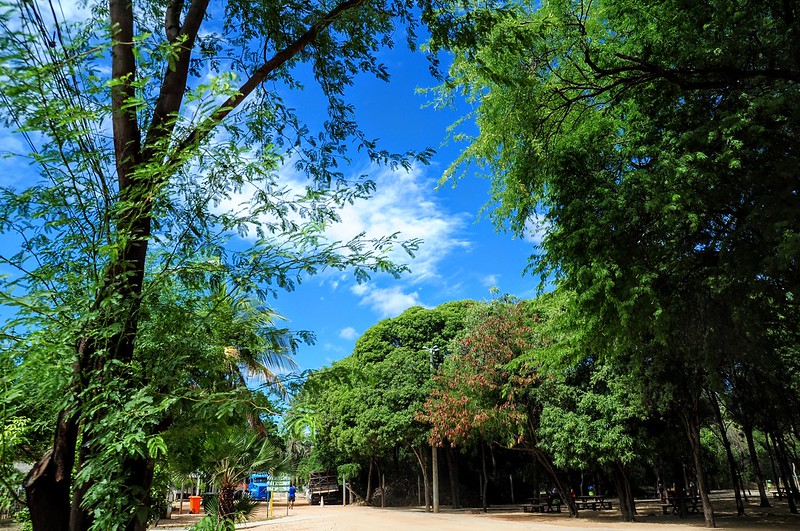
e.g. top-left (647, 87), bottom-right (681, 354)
top-left (432, 445), bottom-right (440, 513)
top-left (426, 345), bottom-right (441, 513)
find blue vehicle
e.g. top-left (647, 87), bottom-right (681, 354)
top-left (247, 473), bottom-right (271, 501)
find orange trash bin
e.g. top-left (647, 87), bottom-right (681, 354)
top-left (189, 495), bottom-right (202, 514)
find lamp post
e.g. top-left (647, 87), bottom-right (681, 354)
top-left (425, 345), bottom-right (440, 513)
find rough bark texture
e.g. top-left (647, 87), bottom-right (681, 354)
top-left (219, 484), bottom-right (236, 522)
top-left (24, 411), bottom-right (79, 531)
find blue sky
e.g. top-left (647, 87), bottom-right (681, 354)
top-left (0, 4), bottom-right (543, 373)
top-left (267, 44), bottom-right (542, 370)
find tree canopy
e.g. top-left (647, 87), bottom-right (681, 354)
top-left (432, 0), bottom-right (800, 525)
top-left (0, 0), bottom-right (465, 528)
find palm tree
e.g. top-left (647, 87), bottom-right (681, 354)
top-left (209, 288), bottom-right (300, 435)
top-left (203, 427), bottom-right (288, 524)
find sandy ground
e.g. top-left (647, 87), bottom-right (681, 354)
top-left (153, 493), bottom-right (800, 530)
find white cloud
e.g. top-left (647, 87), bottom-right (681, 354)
top-left (214, 159), bottom-right (471, 280)
top-left (339, 327), bottom-right (358, 340)
top-left (480, 274), bottom-right (499, 288)
top-left (324, 162), bottom-right (471, 284)
top-left (322, 343), bottom-right (347, 355)
top-left (350, 283), bottom-right (369, 296)
top-left (356, 285), bottom-right (426, 318)
top-left (57, 0), bottom-right (92, 22)
top-left (209, 156), bottom-right (477, 319)
top-left (524, 213), bottom-right (551, 246)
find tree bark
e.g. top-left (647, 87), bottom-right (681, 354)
top-left (445, 441), bottom-right (460, 509)
top-left (742, 421), bottom-right (771, 507)
top-left (25, 0), bottom-right (374, 527)
top-left (24, 411), bottom-right (79, 531)
top-left (412, 445), bottom-right (431, 511)
top-left (480, 443), bottom-right (488, 512)
top-left (708, 391), bottom-right (745, 516)
top-left (365, 457), bottom-right (373, 505)
top-left (771, 432), bottom-right (798, 513)
top-left (219, 483), bottom-right (236, 522)
top-left (680, 405), bottom-right (716, 527)
top-left (528, 447), bottom-right (578, 517)
top-left (613, 462), bottom-right (636, 522)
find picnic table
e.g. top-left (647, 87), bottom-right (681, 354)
top-left (523, 497), bottom-right (562, 513)
top-left (575, 495), bottom-right (612, 510)
top-left (662, 495), bottom-right (701, 515)
top-left (771, 488), bottom-right (786, 499)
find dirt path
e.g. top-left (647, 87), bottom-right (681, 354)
top-left (156, 496), bottom-right (800, 531)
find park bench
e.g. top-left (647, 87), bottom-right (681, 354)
top-left (523, 498), bottom-right (562, 513)
top-left (575, 495), bottom-right (612, 510)
top-left (662, 496), bottom-right (700, 515)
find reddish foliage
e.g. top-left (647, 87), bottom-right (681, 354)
top-left (417, 302), bottom-right (540, 447)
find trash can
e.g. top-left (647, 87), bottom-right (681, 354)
top-left (189, 495), bottom-right (202, 514)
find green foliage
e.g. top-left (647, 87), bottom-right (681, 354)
top-left (431, 0), bottom-right (800, 514)
top-left (0, 0), bottom-right (472, 523)
top-left (538, 364), bottom-right (649, 470)
top-left (337, 463), bottom-right (361, 481)
top-left (295, 302), bottom-right (471, 472)
top-left (434, 0), bottom-right (800, 368)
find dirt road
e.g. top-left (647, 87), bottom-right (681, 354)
top-left (241, 505), bottom-right (688, 531)
top-left (239, 500), bottom-right (799, 531)
top-left (157, 496), bottom-right (800, 531)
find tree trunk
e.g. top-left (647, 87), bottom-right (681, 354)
top-left (772, 432), bottom-right (798, 513)
top-left (445, 441), bottom-right (460, 509)
top-left (24, 411), bottom-right (79, 531)
top-left (219, 483), bottom-right (235, 521)
top-left (480, 443), bottom-right (488, 512)
top-left (708, 391), bottom-right (745, 516)
top-left (412, 446), bottom-right (431, 511)
top-left (529, 447), bottom-right (578, 517)
top-left (742, 422), bottom-right (770, 507)
top-left (613, 462), bottom-right (636, 522)
top-left (22, 0), bottom-right (381, 528)
top-left (365, 458), bottom-right (373, 505)
top-left (681, 406), bottom-right (715, 527)
top-left (68, 446), bottom-right (92, 531)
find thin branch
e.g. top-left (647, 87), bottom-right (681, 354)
top-left (172, 0), bottom-right (366, 161)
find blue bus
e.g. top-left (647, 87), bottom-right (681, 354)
top-left (247, 473), bottom-right (271, 501)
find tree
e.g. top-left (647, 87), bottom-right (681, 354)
top-left (432, 0), bottom-right (800, 526)
top-left (420, 294), bottom-right (582, 516)
top-left (295, 302), bottom-right (470, 508)
top-left (0, 0), bottom-right (465, 528)
top-left (200, 427), bottom-right (286, 526)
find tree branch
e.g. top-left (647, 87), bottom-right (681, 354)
top-left (143, 0), bottom-right (210, 161)
top-left (165, 0), bottom-right (185, 42)
top-left (172, 0), bottom-right (365, 160)
top-left (110, 0), bottom-right (142, 190)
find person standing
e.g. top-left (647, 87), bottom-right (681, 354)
top-left (288, 483), bottom-right (297, 509)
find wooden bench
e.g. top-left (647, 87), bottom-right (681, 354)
top-left (662, 497), bottom-right (700, 515)
top-left (523, 502), bottom-right (562, 513)
top-left (772, 488), bottom-right (786, 499)
top-left (575, 496), bottom-right (612, 511)
top-left (576, 500), bottom-right (612, 510)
